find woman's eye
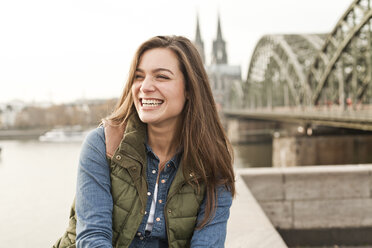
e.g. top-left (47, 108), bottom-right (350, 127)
top-left (135, 74), bottom-right (144, 79)
top-left (157, 75), bottom-right (169, 80)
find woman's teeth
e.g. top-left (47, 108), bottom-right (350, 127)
top-left (142, 99), bottom-right (163, 106)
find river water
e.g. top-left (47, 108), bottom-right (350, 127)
top-left (0, 138), bottom-right (271, 247)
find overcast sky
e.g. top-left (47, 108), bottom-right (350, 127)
top-left (0, 0), bottom-right (352, 104)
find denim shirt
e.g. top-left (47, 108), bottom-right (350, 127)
top-left (129, 143), bottom-right (180, 247)
top-left (76, 126), bottom-right (233, 248)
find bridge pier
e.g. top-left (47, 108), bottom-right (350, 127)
top-left (225, 116), bottom-right (372, 167)
top-left (225, 117), bottom-right (277, 144)
top-left (273, 134), bottom-right (372, 167)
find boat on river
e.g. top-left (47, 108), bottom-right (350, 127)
top-left (39, 128), bottom-right (88, 142)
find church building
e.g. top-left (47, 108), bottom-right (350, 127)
top-left (194, 14), bottom-right (242, 109)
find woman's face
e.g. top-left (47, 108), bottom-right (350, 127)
top-left (132, 48), bottom-right (186, 129)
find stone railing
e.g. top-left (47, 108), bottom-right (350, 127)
top-left (239, 164), bottom-right (372, 246)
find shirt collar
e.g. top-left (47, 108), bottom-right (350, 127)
top-left (144, 142), bottom-right (181, 170)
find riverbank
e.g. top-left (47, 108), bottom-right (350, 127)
top-left (0, 125), bottom-right (98, 140)
top-left (0, 129), bottom-right (49, 140)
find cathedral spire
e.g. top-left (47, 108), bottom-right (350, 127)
top-left (194, 13), bottom-right (205, 64)
top-left (216, 14), bottom-right (223, 41)
top-left (212, 13), bottom-right (228, 64)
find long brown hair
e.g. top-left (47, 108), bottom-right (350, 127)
top-left (107, 35), bottom-right (235, 228)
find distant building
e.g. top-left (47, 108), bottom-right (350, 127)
top-left (0, 100), bottom-right (26, 128)
top-left (194, 14), bottom-right (242, 109)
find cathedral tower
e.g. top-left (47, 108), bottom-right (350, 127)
top-left (212, 14), bottom-right (228, 64)
top-left (194, 13), bottom-right (205, 64)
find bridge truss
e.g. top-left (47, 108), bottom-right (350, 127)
top-left (245, 0), bottom-right (372, 111)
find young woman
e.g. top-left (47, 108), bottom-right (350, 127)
top-left (54, 35), bottom-right (235, 248)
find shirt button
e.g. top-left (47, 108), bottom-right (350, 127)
top-left (144, 211), bottom-right (147, 215)
top-left (156, 217), bottom-right (161, 222)
top-left (158, 199), bottom-right (162, 203)
top-left (147, 192), bottom-right (151, 196)
top-left (152, 169), bottom-right (156, 174)
top-left (168, 209), bottom-right (172, 214)
top-left (137, 232), bottom-right (141, 236)
top-left (140, 236), bottom-right (144, 240)
top-left (161, 179), bottom-right (166, 184)
top-left (115, 155), bottom-right (122, 160)
top-left (167, 164), bottom-right (170, 167)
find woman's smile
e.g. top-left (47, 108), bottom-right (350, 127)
top-left (132, 48), bottom-right (186, 128)
top-left (140, 98), bottom-right (164, 109)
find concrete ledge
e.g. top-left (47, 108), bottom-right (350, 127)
top-left (226, 170), bottom-right (287, 248)
top-left (294, 198), bottom-right (372, 228)
top-left (285, 169), bottom-right (370, 200)
top-left (239, 164), bottom-right (372, 230)
top-left (260, 201), bottom-right (292, 229)
top-left (242, 172), bottom-right (284, 201)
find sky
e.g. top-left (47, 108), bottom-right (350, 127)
top-left (0, 0), bottom-right (353, 104)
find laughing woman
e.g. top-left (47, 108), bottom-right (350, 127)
top-left (54, 35), bottom-right (235, 248)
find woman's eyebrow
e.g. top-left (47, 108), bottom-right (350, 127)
top-left (153, 68), bottom-right (174, 75)
top-left (136, 67), bottom-right (174, 75)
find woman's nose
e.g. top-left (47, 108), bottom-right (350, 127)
top-left (140, 76), bottom-right (155, 92)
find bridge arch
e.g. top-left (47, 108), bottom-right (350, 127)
top-left (308, 0), bottom-right (372, 107)
top-left (245, 34), bottom-right (325, 108)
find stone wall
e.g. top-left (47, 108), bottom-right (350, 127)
top-left (240, 165), bottom-right (372, 246)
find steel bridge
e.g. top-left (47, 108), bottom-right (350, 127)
top-left (229, 0), bottom-right (372, 131)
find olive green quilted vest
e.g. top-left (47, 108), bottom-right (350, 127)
top-left (53, 115), bottom-right (206, 248)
